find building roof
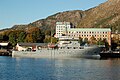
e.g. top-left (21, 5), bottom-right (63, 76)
top-left (18, 43), bottom-right (48, 47)
top-left (0, 43), bottom-right (9, 46)
top-left (56, 22), bottom-right (71, 25)
top-left (67, 28), bottom-right (111, 32)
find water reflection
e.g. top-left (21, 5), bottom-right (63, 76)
top-left (0, 56), bottom-right (120, 80)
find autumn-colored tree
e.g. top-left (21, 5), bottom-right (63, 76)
top-left (25, 27), bottom-right (44, 43)
top-left (84, 37), bottom-right (88, 43)
top-left (4, 30), bottom-right (13, 36)
top-left (45, 30), bottom-right (51, 36)
top-left (97, 38), bottom-right (104, 45)
top-left (103, 38), bottom-right (109, 50)
top-left (78, 37), bottom-right (83, 44)
top-left (25, 33), bottom-right (34, 43)
top-left (89, 36), bottom-right (97, 45)
top-left (44, 36), bottom-right (51, 43)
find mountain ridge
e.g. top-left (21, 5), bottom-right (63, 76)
top-left (1, 0), bottom-right (120, 33)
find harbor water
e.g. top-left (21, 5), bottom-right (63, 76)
top-left (0, 56), bottom-right (120, 80)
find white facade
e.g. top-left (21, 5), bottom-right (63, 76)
top-left (55, 22), bottom-right (111, 45)
top-left (55, 22), bottom-right (72, 38)
top-left (16, 43), bottom-right (27, 51)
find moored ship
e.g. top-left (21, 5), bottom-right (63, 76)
top-left (12, 37), bottom-right (102, 58)
top-left (99, 49), bottom-right (120, 58)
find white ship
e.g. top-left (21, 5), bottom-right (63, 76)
top-left (12, 37), bottom-right (102, 58)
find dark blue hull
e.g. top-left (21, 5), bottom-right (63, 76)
top-left (99, 52), bottom-right (120, 58)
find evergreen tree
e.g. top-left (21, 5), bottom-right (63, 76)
top-left (17, 31), bottom-right (26, 43)
top-left (9, 32), bottom-right (17, 46)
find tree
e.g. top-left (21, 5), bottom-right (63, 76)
top-left (9, 32), bottom-right (17, 46)
top-left (44, 36), bottom-right (51, 43)
top-left (103, 38), bottom-right (109, 50)
top-left (97, 38), bottom-right (104, 45)
top-left (89, 36), bottom-right (97, 45)
top-left (51, 37), bottom-right (58, 43)
top-left (17, 31), bottom-right (26, 43)
top-left (45, 30), bottom-right (51, 36)
top-left (78, 37), bottom-right (83, 44)
top-left (25, 27), bottom-right (44, 43)
top-left (25, 33), bottom-right (34, 43)
top-left (0, 34), bottom-right (3, 42)
top-left (84, 37), bottom-right (88, 43)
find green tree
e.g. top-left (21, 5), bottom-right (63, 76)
top-left (17, 31), bottom-right (26, 43)
top-left (0, 34), bottom-right (3, 42)
top-left (51, 37), bottom-right (58, 43)
top-left (9, 32), bottom-right (17, 46)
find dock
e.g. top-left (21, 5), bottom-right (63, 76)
top-left (0, 50), bottom-right (12, 56)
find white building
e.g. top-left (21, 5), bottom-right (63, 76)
top-left (55, 22), bottom-right (111, 45)
top-left (55, 22), bottom-right (73, 38)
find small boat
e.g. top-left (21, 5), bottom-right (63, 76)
top-left (99, 49), bottom-right (120, 58)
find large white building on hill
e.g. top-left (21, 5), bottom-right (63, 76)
top-left (55, 22), bottom-right (73, 38)
top-left (55, 22), bottom-right (111, 45)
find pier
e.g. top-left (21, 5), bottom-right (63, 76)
top-left (0, 50), bottom-right (12, 56)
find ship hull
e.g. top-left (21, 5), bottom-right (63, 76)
top-left (12, 46), bottom-right (101, 58)
top-left (99, 51), bottom-right (120, 58)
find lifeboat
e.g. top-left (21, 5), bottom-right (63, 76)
top-left (48, 43), bottom-right (56, 48)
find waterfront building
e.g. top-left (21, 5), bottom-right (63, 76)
top-left (0, 42), bottom-right (9, 50)
top-left (55, 22), bottom-right (73, 38)
top-left (67, 28), bottom-right (111, 45)
top-left (55, 22), bottom-right (111, 45)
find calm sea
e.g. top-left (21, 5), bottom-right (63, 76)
top-left (0, 56), bottom-right (120, 80)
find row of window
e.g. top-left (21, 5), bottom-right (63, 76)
top-left (68, 34), bottom-right (108, 37)
top-left (60, 47), bottom-right (84, 49)
top-left (56, 25), bottom-right (70, 28)
top-left (56, 33), bottom-right (108, 37)
top-left (68, 31), bottom-right (108, 34)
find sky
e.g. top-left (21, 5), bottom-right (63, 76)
top-left (0, 0), bottom-right (107, 29)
